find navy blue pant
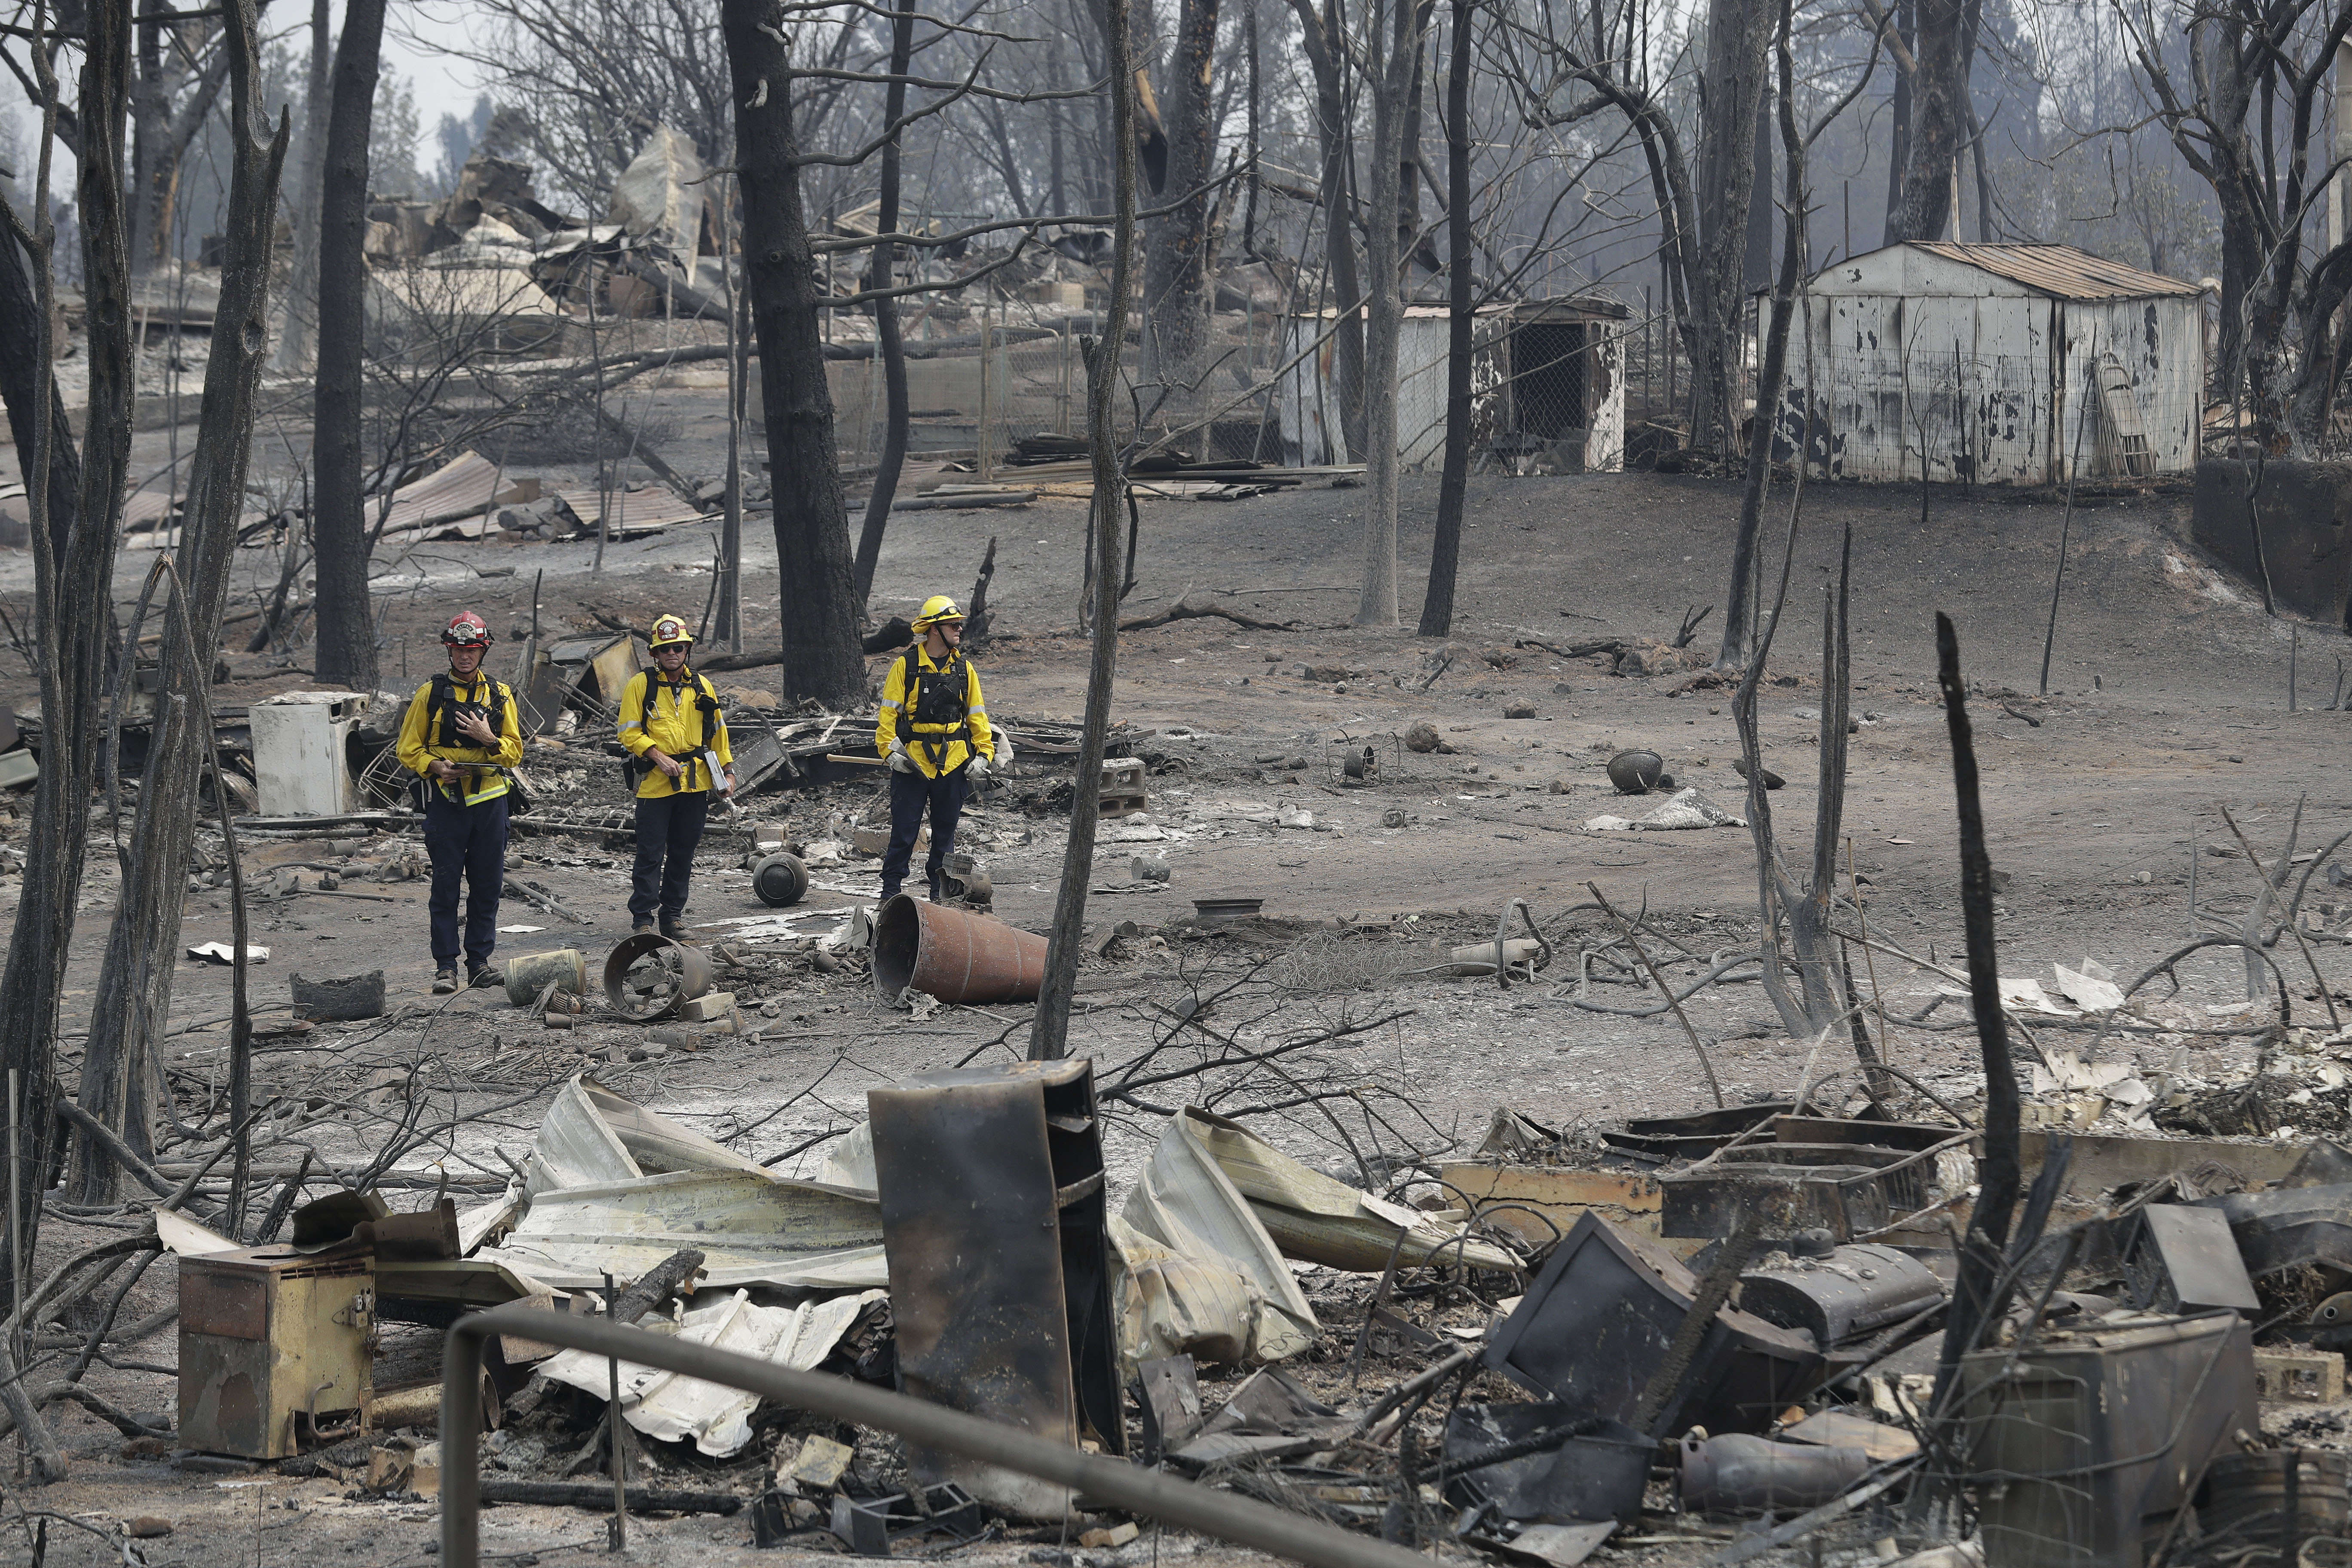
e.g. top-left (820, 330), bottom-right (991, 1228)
top-left (424, 793), bottom-right (508, 971)
top-left (881, 764), bottom-right (968, 901)
top-left (631, 790), bottom-right (710, 922)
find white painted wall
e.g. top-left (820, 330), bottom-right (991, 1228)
top-left (1781, 286), bottom-right (2202, 485)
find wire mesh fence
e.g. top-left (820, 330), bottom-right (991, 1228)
top-left (824, 315), bottom-right (1297, 474)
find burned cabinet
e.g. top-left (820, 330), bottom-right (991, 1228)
top-left (870, 1060), bottom-right (1124, 1519)
top-left (1960, 1312), bottom-right (2257, 1568)
top-left (179, 1246), bottom-right (376, 1459)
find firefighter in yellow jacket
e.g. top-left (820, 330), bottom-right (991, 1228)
top-left (396, 612), bottom-right (526, 993)
top-left (617, 614), bottom-right (735, 937)
top-left (874, 594), bottom-right (994, 902)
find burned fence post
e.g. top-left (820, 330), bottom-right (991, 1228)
top-left (1926, 612), bottom-right (2024, 1443)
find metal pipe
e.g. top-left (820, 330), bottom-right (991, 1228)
top-left (441, 1303), bottom-right (1440, 1568)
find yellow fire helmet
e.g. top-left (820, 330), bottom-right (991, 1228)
top-left (913, 594), bottom-right (965, 631)
top-left (648, 613), bottom-right (695, 649)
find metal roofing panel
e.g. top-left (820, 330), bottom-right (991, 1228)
top-left (1906, 242), bottom-right (2203, 301)
top-left (554, 483), bottom-right (712, 536)
top-left (377, 450), bottom-right (507, 533)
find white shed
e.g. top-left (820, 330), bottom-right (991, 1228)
top-left (1275, 296), bottom-right (1628, 473)
top-left (1772, 242), bottom-right (2207, 485)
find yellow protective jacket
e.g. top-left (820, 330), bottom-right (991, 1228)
top-left (617, 667), bottom-right (734, 796)
top-left (395, 669), bottom-right (525, 806)
top-left (875, 645), bottom-right (993, 778)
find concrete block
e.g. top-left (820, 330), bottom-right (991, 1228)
top-left (2253, 1347), bottom-right (2344, 1403)
top-left (678, 992), bottom-right (735, 1023)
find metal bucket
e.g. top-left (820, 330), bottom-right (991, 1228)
top-left (503, 949), bottom-right (586, 1008)
top-left (601, 932), bottom-right (714, 1021)
top-left (2200, 1450), bottom-right (2352, 1542)
top-left (871, 895), bottom-right (1047, 1004)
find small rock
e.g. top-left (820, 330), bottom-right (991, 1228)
top-left (125, 1517), bottom-right (173, 1539)
top-left (1405, 721), bottom-right (1440, 753)
top-left (1133, 855), bottom-right (1172, 883)
top-left (1989, 869), bottom-right (2014, 893)
top-left (119, 1437), bottom-right (172, 1461)
top-left (1276, 803), bottom-right (1315, 829)
top-left (1080, 1523), bottom-right (1141, 1550)
top-left (2133, 870), bottom-right (2153, 885)
top-left (1548, 778), bottom-right (1574, 795)
top-left (1503, 701), bottom-right (1540, 719)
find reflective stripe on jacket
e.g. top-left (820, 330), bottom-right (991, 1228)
top-left (395, 670), bottom-right (524, 805)
top-left (874, 646), bottom-right (992, 778)
top-left (617, 668), bottom-right (735, 797)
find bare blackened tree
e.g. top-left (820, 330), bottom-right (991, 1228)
top-left (273, 0), bottom-right (333, 370)
top-left (0, 0), bottom-right (137, 1461)
top-left (312, 0), bottom-right (390, 693)
top-left (852, 0), bottom-right (919, 608)
top-left (1142, 0), bottom-right (1221, 432)
top-left (129, 0), bottom-right (232, 270)
top-left (1719, 10), bottom-right (1885, 668)
top-left (1887, 0), bottom-right (1964, 241)
top-left (1356, 0), bottom-right (1427, 626)
top-left (1289, 0), bottom-right (1368, 460)
top-left (77, 0), bottom-right (288, 1204)
top-left (1508, 0), bottom-right (1773, 465)
top-left (1418, 0), bottom-right (1476, 639)
top-left (1032, 0), bottom-right (1138, 1063)
top-left (722, 0), bottom-right (872, 706)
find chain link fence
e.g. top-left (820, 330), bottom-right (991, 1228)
top-left (825, 314), bottom-right (1295, 473)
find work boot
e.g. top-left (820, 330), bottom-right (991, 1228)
top-left (432, 968), bottom-right (459, 995)
top-left (633, 919), bottom-right (656, 934)
top-left (660, 918), bottom-right (695, 941)
top-left (468, 962), bottom-right (503, 989)
top-left (926, 874), bottom-right (943, 904)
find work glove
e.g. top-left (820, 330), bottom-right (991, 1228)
top-left (966, 753), bottom-right (992, 785)
top-left (887, 740), bottom-right (915, 775)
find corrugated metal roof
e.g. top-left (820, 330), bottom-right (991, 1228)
top-left (1906, 243), bottom-right (2205, 300)
top-left (377, 450), bottom-right (508, 533)
top-left (554, 484), bottom-right (712, 537)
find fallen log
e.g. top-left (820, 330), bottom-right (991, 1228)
top-left (1119, 595), bottom-right (1303, 634)
top-left (478, 1479), bottom-right (742, 1515)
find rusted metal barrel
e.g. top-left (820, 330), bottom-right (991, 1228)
top-left (871, 894), bottom-right (1047, 1003)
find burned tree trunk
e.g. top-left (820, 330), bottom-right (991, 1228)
top-left (1032, 0), bottom-right (1138, 1063)
top-left (1357, 0), bottom-right (1422, 628)
top-left (1718, 0), bottom-right (1809, 670)
top-left (1142, 0), bottom-right (1220, 436)
top-left (722, 0), bottom-right (867, 707)
top-left (0, 0), bottom-right (136, 1421)
top-left (273, 0), bottom-right (334, 371)
top-left (0, 217), bottom-right (83, 562)
top-left (310, 0), bottom-right (387, 694)
top-left (76, 0), bottom-right (288, 1204)
top-left (1292, 0), bottom-right (1366, 461)
top-left (1416, 0), bottom-right (1476, 639)
top-left (1889, 0), bottom-right (1962, 242)
top-left (851, 0), bottom-right (917, 607)
top-left (1688, 0), bottom-right (1775, 457)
